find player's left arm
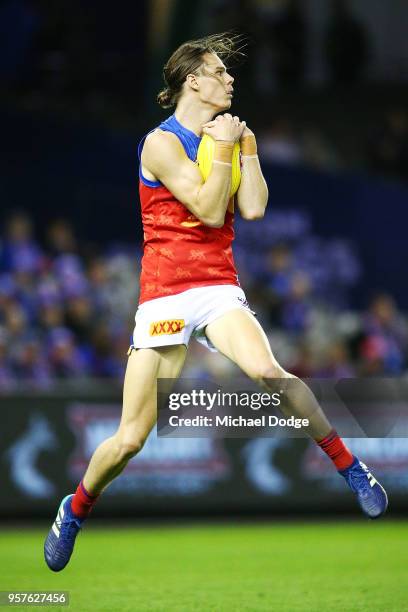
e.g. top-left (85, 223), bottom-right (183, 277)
top-left (236, 127), bottom-right (268, 220)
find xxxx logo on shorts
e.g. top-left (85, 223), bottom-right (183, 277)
top-left (149, 319), bottom-right (185, 336)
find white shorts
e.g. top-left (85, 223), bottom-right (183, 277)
top-left (131, 284), bottom-right (253, 353)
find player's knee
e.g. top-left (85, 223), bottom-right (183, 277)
top-left (248, 360), bottom-right (288, 382)
top-left (116, 436), bottom-right (146, 462)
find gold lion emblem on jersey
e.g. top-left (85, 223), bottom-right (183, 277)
top-left (181, 214), bottom-right (202, 228)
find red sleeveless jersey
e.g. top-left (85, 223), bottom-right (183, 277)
top-left (138, 181), bottom-right (239, 304)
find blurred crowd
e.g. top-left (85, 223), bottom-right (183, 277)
top-left (257, 117), bottom-right (340, 172)
top-left (1, 209), bottom-right (407, 390)
top-left (256, 107), bottom-right (408, 182)
top-left (186, 211), bottom-right (408, 380)
top-left (0, 212), bottom-right (138, 389)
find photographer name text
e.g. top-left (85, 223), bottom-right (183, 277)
top-left (168, 415), bottom-right (309, 429)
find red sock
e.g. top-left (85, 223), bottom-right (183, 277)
top-left (317, 430), bottom-right (354, 471)
top-left (71, 480), bottom-right (99, 519)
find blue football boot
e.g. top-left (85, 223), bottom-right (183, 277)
top-left (44, 494), bottom-right (84, 571)
top-left (339, 456), bottom-right (388, 519)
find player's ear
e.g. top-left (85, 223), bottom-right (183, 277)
top-left (186, 73), bottom-right (200, 91)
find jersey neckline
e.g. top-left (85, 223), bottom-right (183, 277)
top-left (171, 113), bottom-right (201, 142)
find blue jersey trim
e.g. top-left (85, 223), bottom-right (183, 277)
top-left (166, 114), bottom-right (201, 148)
top-left (137, 114), bottom-right (201, 188)
top-left (138, 133), bottom-right (162, 187)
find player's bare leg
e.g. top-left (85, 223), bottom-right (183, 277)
top-left (205, 309), bottom-right (388, 518)
top-left (206, 309), bottom-right (332, 439)
top-left (82, 345), bottom-right (187, 495)
top-left (44, 344), bottom-right (186, 571)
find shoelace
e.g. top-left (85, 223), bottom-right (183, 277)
top-left (348, 467), bottom-right (372, 495)
top-left (60, 518), bottom-right (82, 541)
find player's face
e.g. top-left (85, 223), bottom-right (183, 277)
top-left (196, 53), bottom-right (234, 111)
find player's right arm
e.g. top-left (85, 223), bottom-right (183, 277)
top-left (141, 115), bottom-right (245, 228)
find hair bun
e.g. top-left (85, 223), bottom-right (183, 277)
top-left (157, 88), bottom-right (174, 108)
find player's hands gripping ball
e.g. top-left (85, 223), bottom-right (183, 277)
top-left (198, 114), bottom-right (244, 196)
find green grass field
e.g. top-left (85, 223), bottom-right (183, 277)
top-left (0, 521), bottom-right (407, 611)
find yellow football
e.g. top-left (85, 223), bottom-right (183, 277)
top-left (197, 134), bottom-right (241, 197)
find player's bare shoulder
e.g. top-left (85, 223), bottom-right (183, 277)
top-left (142, 129), bottom-right (187, 175)
top-left (142, 128), bottom-right (201, 188)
